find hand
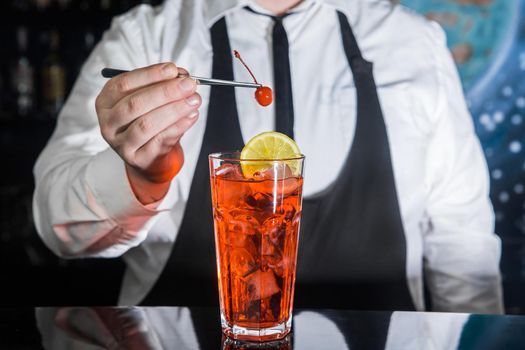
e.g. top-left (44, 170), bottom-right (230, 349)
top-left (95, 63), bottom-right (201, 204)
top-left (53, 307), bottom-right (159, 349)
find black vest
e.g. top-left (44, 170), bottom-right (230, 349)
top-left (140, 11), bottom-right (416, 313)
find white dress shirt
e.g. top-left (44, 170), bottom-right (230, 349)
top-left (33, 0), bottom-right (503, 312)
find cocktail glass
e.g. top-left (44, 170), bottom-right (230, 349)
top-left (209, 152), bottom-right (305, 342)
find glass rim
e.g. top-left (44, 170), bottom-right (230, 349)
top-left (209, 151), bottom-right (305, 162)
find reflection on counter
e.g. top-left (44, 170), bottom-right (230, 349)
top-left (222, 335), bottom-right (291, 350)
top-left (32, 307), bottom-right (525, 350)
top-left (36, 307), bottom-right (199, 349)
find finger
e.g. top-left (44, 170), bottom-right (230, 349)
top-left (134, 114), bottom-right (199, 166)
top-left (109, 77), bottom-right (198, 129)
top-left (96, 62), bottom-right (179, 109)
top-left (120, 92), bottom-right (202, 150)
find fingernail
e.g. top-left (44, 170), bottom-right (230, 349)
top-left (180, 78), bottom-right (195, 92)
top-left (188, 111), bottom-right (199, 119)
top-left (186, 94), bottom-right (200, 106)
top-left (162, 63), bottom-right (176, 77)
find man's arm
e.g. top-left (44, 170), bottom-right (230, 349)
top-left (422, 23), bottom-right (504, 314)
top-left (33, 6), bottom-right (198, 258)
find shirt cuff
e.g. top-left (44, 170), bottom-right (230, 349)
top-left (85, 148), bottom-right (162, 229)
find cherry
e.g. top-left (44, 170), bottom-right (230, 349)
top-left (233, 50), bottom-right (273, 107)
top-left (255, 86), bottom-right (273, 106)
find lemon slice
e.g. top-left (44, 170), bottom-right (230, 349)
top-left (240, 132), bottom-right (302, 177)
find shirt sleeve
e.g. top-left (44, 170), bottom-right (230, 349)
top-left (33, 5), bottom-right (180, 258)
top-left (422, 23), bottom-right (504, 314)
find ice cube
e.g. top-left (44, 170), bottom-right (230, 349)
top-left (269, 256), bottom-right (291, 278)
top-left (253, 163), bottom-right (293, 180)
top-left (262, 252), bottom-right (282, 273)
top-left (231, 274), bottom-right (250, 318)
top-left (227, 212), bottom-right (259, 236)
top-left (245, 269), bottom-right (280, 301)
top-left (226, 230), bottom-right (248, 248)
top-left (245, 192), bottom-right (273, 211)
top-left (261, 233), bottom-right (287, 276)
top-left (214, 173), bottom-right (252, 210)
top-left (214, 163), bottom-right (243, 179)
top-left (261, 234), bottom-right (281, 256)
top-left (278, 177), bottom-right (301, 197)
top-left (250, 175), bottom-right (301, 198)
top-left (226, 228), bottom-right (257, 252)
top-left (260, 297), bottom-right (277, 322)
top-left (230, 247), bottom-right (257, 277)
top-left (213, 209), bottom-right (226, 230)
top-left (285, 210), bottom-right (301, 237)
top-left (280, 203), bottom-right (297, 223)
top-left (262, 216), bottom-right (286, 244)
top-left (252, 170), bottom-right (271, 181)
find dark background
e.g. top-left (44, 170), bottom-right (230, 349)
top-left (1, 0), bottom-right (524, 313)
top-left (0, 0), bottom-right (163, 306)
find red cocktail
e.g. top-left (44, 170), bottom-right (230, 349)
top-left (209, 152), bottom-right (304, 341)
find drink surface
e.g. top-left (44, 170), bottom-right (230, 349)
top-left (211, 163), bottom-right (303, 330)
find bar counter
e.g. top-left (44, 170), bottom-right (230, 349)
top-left (2, 307), bottom-right (525, 349)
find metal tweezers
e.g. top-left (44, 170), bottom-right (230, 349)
top-left (101, 68), bottom-right (262, 89)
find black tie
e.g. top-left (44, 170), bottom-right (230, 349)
top-left (272, 16), bottom-right (295, 139)
top-left (245, 7), bottom-right (295, 139)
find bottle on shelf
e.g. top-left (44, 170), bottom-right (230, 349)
top-left (11, 0), bottom-right (32, 11)
top-left (0, 70), bottom-right (4, 117)
top-left (41, 30), bottom-right (67, 118)
top-left (83, 30), bottom-right (96, 57)
top-left (99, 0), bottom-right (113, 11)
top-left (118, 0), bottom-right (133, 11)
top-left (71, 30), bottom-right (96, 86)
top-left (34, 0), bottom-right (53, 10)
top-left (77, 0), bottom-right (91, 11)
top-left (11, 27), bottom-right (35, 119)
top-left (56, 0), bottom-right (73, 10)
